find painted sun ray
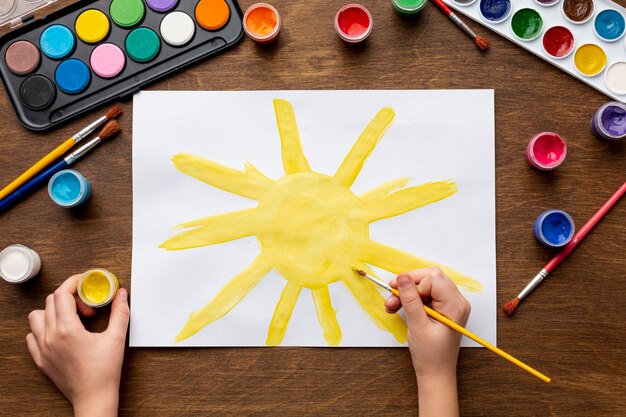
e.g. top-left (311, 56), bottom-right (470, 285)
top-left (274, 99), bottom-right (311, 174)
top-left (174, 256), bottom-right (272, 343)
top-left (341, 273), bottom-right (408, 343)
top-left (363, 180), bottom-right (458, 222)
top-left (333, 107), bottom-right (395, 187)
top-left (160, 209), bottom-right (259, 251)
top-left (311, 287), bottom-right (342, 346)
top-left (266, 282), bottom-right (302, 346)
top-left (364, 240), bottom-right (483, 292)
top-left (172, 153), bottom-right (273, 200)
top-left (359, 177), bottom-right (410, 203)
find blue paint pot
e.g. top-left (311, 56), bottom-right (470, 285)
top-left (39, 24), bottom-right (75, 59)
top-left (594, 9), bottom-right (626, 42)
top-left (533, 209), bottom-right (575, 248)
top-left (479, 0), bottom-right (512, 23)
top-left (48, 169), bottom-right (91, 208)
top-left (55, 58), bottom-right (91, 94)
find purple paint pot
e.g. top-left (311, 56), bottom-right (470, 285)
top-left (590, 102), bottom-right (626, 141)
top-left (145, 0), bottom-right (178, 12)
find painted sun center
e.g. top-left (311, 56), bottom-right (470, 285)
top-left (161, 99), bottom-right (483, 346)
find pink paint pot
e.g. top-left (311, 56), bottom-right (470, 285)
top-left (525, 132), bottom-right (567, 170)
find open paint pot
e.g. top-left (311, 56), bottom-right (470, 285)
top-left (48, 169), bottom-right (91, 208)
top-left (533, 209), bottom-right (575, 248)
top-left (591, 101), bottom-right (626, 141)
top-left (562, 0), bottom-right (595, 25)
top-left (573, 43), bottom-right (607, 77)
top-left (511, 8), bottom-right (544, 41)
top-left (479, 0), bottom-right (512, 24)
top-left (335, 4), bottom-right (373, 43)
top-left (77, 268), bottom-right (120, 307)
top-left (391, 0), bottom-right (427, 17)
top-left (542, 26), bottom-right (575, 59)
top-left (593, 9), bottom-right (626, 42)
top-left (0, 244), bottom-right (41, 284)
top-left (534, 0), bottom-right (559, 6)
top-left (243, 3), bottom-right (281, 44)
top-left (526, 132), bottom-right (567, 170)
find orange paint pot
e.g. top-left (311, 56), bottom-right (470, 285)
top-left (243, 3), bottom-right (281, 44)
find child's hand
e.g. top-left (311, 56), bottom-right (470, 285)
top-left (26, 274), bottom-right (129, 417)
top-left (385, 268), bottom-right (471, 379)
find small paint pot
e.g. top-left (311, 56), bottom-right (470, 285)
top-left (48, 169), bottom-right (91, 208)
top-left (510, 8), bottom-right (543, 42)
top-left (479, 0), bottom-right (512, 24)
top-left (542, 26), bottom-right (575, 59)
top-left (604, 62), bottom-right (626, 97)
top-left (590, 101), bottom-right (626, 141)
top-left (391, 0), bottom-right (427, 17)
top-left (533, 209), bottom-right (575, 248)
top-left (534, 0), bottom-right (559, 7)
top-left (453, 0), bottom-right (478, 6)
top-left (593, 9), bottom-right (625, 42)
top-left (526, 132), bottom-right (567, 170)
top-left (335, 4), bottom-right (373, 44)
top-left (77, 268), bottom-right (120, 308)
top-left (243, 3), bottom-right (281, 44)
top-left (562, 0), bottom-right (594, 25)
top-left (573, 43), bottom-right (606, 77)
top-left (0, 244), bottom-right (41, 284)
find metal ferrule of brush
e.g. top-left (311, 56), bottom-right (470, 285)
top-left (73, 115), bottom-right (107, 143)
top-left (64, 137), bottom-right (101, 164)
top-left (450, 12), bottom-right (476, 38)
top-left (517, 268), bottom-right (549, 300)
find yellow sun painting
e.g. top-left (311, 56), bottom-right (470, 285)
top-left (160, 99), bottom-right (483, 346)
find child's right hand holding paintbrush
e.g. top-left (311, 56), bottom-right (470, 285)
top-left (385, 268), bottom-right (471, 417)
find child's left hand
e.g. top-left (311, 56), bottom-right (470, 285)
top-left (26, 274), bottom-right (129, 417)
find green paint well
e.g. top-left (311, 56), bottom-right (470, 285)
top-left (511, 8), bottom-right (543, 41)
top-left (391, 0), bottom-right (427, 16)
top-left (126, 27), bottom-right (161, 62)
top-left (110, 0), bottom-right (145, 28)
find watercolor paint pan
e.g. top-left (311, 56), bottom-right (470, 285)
top-left (0, 0), bottom-right (244, 131)
top-left (444, 0), bottom-right (626, 103)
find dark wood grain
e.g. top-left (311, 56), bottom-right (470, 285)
top-left (1, 1), bottom-right (625, 416)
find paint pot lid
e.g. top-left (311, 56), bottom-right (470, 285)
top-left (0, 244), bottom-right (41, 283)
top-left (0, 0), bottom-right (58, 29)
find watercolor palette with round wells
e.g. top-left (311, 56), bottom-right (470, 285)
top-left (444, 0), bottom-right (626, 103)
top-left (0, 0), bottom-right (244, 130)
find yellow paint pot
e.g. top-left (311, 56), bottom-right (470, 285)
top-left (573, 43), bottom-right (607, 77)
top-left (77, 268), bottom-right (119, 307)
top-left (75, 9), bottom-right (111, 44)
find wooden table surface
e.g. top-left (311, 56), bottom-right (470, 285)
top-left (1, 1), bottom-right (625, 415)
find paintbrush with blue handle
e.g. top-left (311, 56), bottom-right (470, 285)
top-left (0, 121), bottom-right (120, 214)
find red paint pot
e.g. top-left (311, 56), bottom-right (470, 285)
top-left (542, 26), bottom-right (575, 59)
top-left (526, 132), bottom-right (567, 170)
top-left (335, 4), bottom-right (372, 43)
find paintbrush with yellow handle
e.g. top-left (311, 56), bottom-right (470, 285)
top-left (353, 268), bottom-right (551, 383)
top-left (0, 105), bottom-right (122, 201)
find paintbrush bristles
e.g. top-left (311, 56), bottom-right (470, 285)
top-left (502, 297), bottom-right (520, 316)
top-left (99, 120), bottom-right (120, 141)
top-left (105, 105), bottom-right (122, 120)
top-left (474, 36), bottom-right (489, 51)
top-left (354, 268), bottom-right (367, 277)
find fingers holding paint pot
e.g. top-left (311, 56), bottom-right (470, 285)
top-left (77, 269), bottom-right (120, 308)
top-left (107, 288), bottom-right (129, 339)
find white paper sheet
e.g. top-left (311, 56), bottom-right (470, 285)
top-left (130, 90), bottom-right (496, 347)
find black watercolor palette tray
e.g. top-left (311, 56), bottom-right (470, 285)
top-left (0, 0), bottom-right (244, 131)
